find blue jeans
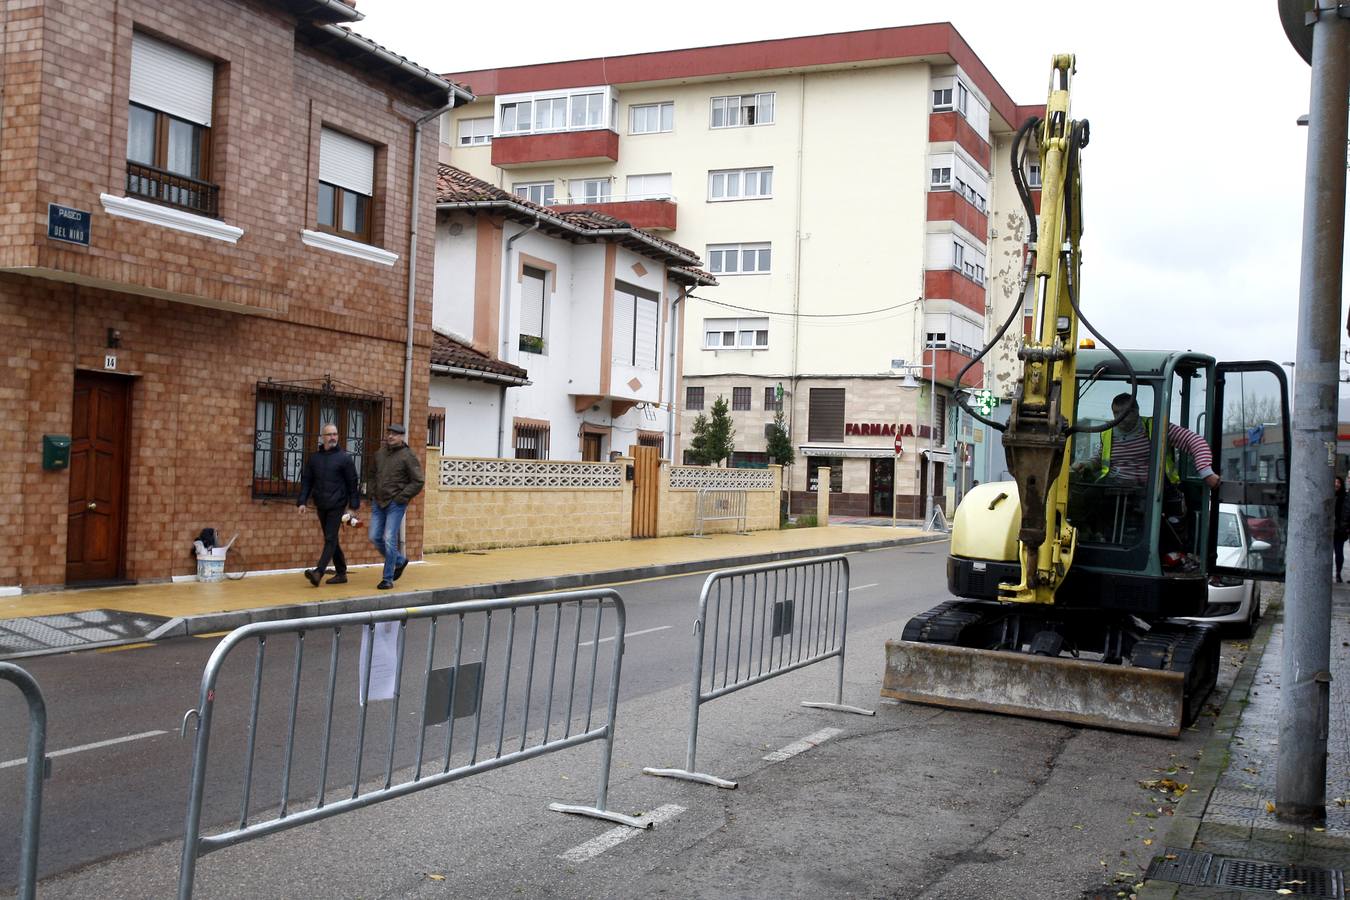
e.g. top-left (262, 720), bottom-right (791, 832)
top-left (368, 501), bottom-right (407, 582)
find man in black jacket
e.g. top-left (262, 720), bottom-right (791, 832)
top-left (297, 422), bottom-right (360, 586)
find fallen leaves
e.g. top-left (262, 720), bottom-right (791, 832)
top-left (1265, 800), bottom-right (1276, 814)
top-left (1138, 778), bottom-right (1189, 799)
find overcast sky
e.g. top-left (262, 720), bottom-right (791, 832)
top-left (354, 0), bottom-right (1342, 378)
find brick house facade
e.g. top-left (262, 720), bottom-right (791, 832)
top-left (0, 0), bottom-right (467, 591)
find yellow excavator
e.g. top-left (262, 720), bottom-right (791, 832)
top-left (882, 56), bottom-right (1291, 737)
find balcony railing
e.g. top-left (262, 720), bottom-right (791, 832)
top-left (126, 161), bottom-right (220, 218)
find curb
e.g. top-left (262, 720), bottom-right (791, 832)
top-left (1135, 596), bottom-right (1281, 900)
top-left (146, 532), bottom-right (946, 641)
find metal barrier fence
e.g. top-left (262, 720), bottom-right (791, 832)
top-left (1, 663), bottom-right (48, 900)
top-left (694, 487), bottom-right (747, 536)
top-left (178, 589), bottom-right (644, 899)
top-left (643, 555), bottom-right (872, 789)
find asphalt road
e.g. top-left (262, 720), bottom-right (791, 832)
top-left (0, 541), bottom-right (950, 889)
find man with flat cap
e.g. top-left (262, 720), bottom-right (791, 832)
top-left (369, 422), bottom-right (425, 589)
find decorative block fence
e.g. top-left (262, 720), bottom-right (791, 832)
top-left (424, 450), bottom-right (781, 552)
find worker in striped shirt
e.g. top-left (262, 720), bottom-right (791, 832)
top-left (1077, 393), bottom-right (1221, 490)
top-left (1074, 393), bottom-right (1220, 565)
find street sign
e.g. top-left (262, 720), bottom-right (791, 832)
top-left (47, 203), bottom-right (91, 246)
top-left (894, 433), bottom-right (904, 454)
top-left (972, 389), bottom-right (999, 416)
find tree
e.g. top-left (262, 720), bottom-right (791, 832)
top-left (686, 413), bottom-right (714, 465)
top-left (705, 396), bottom-right (736, 466)
top-left (688, 396), bottom-right (736, 466)
top-left (766, 408), bottom-right (794, 467)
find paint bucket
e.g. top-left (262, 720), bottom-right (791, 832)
top-left (196, 548), bottom-right (228, 583)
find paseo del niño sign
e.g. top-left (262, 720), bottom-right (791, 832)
top-left (845, 422), bottom-right (933, 438)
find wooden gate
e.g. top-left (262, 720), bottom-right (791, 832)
top-left (629, 444), bottom-right (659, 538)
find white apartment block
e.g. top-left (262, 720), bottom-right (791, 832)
top-left (441, 25), bottom-right (1041, 517)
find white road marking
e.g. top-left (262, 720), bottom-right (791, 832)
top-left (851, 583), bottom-right (879, 590)
top-left (0, 729), bottom-right (168, 770)
top-left (762, 727), bottom-right (842, 763)
top-left (579, 625), bottom-right (672, 647)
top-left (558, 804), bottom-right (685, 862)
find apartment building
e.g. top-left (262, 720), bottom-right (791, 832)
top-left (440, 24), bottom-right (1041, 518)
top-left (429, 165), bottom-right (714, 461)
top-left (0, 0), bottom-right (467, 592)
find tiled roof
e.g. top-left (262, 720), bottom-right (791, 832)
top-left (436, 165), bottom-right (706, 268)
top-left (431, 332), bottom-right (529, 383)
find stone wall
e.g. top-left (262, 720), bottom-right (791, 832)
top-left (424, 453), bottom-right (781, 551)
top-left (657, 465), bottom-right (781, 537)
top-left (424, 451), bottom-right (634, 551)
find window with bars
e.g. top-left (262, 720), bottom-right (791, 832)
top-left (427, 411), bottom-right (445, 449)
top-left (686, 385), bottom-right (705, 411)
top-left (807, 388), bottom-right (845, 442)
top-left (253, 378), bottom-right (386, 500)
top-left (513, 422), bottom-right (550, 459)
top-left (764, 386), bottom-right (782, 412)
top-left (732, 387), bottom-right (752, 411)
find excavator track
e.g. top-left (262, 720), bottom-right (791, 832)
top-left (882, 601), bottom-right (1220, 737)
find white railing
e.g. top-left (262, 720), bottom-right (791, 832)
top-left (439, 457), bottom-right (623, 490)
top-left (668, 466), bottom-right (775, 491)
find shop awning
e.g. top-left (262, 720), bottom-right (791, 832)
top-left (799, 445), bottom-right (898, 459)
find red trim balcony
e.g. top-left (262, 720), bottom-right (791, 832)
top-left (491, 130), bottom-right (620, 168)
top-left (928, 111), bottom-right (991, 170)
top-left (550, 198), bottom-right (677, 231)
top-left (933, 348), bottom-right (982, 386)
top-left (926, 190), bottom-right (986, 242)
top-left (924, 268), bottom-right (986, 315)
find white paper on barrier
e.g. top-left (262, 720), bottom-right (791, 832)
top-left (358, 621), bottom-right (400, 705)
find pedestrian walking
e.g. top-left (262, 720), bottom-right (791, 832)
top-left (1335, 475), bottom-right (1349, 583)
top-left (369, 422), bottom-right (425, 590)
top-left (297, 422), bottom-right (360, 587)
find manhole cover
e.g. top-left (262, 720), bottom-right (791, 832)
top-left (1147, 850), bottom-right (1343, 897)
top-left (0, 609), bottom-right (167, 657)
top-left (1145, 848), bottom-right (1214, 886)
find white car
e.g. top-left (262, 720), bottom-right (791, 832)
top-left (1184, 503), bottom-right (1268, 637)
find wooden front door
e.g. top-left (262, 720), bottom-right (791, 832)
top-left (66, 371), bottom-right (131, 583)
top-left (629, 444), bottom-right (659, 538)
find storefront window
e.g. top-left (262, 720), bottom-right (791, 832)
top-left (806, 456), bottom-right (843, 492)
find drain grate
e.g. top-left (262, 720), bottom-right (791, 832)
top-left (1147, 849), bottom-right (1344, 898)
top-left (1212, 859), bottom-right (1343, 897)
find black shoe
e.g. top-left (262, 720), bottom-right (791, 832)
top-left (377, 580), bottom-right (394, 590)
top-left (327, 573), bottom-right (348, 585)
top-left (393, 559), bottom-right (408, 582)
top-left (304, 568), bottom-right (321, 587)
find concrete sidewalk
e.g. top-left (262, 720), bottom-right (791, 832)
top-left (0, 524), bottom-right (937, 658)
top-left (1139, 585), bottom-right (1349, 899)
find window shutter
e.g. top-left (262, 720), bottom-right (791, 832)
top-left (130, 32), bottom-right (214, 126)
top-left (807, 388), bottom-right (845, 442)
top-left (520, 268), bottom-right (546, 339)
top-left (612, 290), bottom-right (635, 364)
top-left (634, 297), bottom-right (659, 369)
top-left (320, 127), bottom-right (376, 196)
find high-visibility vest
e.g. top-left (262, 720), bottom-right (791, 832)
top-left (1100, 417), bottom-right (1180, 483)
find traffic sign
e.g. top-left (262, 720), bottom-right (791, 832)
top-left (894, 433), bottom-right (904, 454)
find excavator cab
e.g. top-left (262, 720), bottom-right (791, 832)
top-left (1060, 352), bottom-right (1290, 615)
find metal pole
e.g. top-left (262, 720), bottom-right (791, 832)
top-left (1277, 1), bottom-right (1348, 825)
top-left (928, 344), bottom-right (936, 523)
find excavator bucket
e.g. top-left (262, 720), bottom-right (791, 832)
top-left (882, 640), bottom-right (1188, 738)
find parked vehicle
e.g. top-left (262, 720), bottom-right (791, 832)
top-left (1185, 503), bottom-right (1267, 638)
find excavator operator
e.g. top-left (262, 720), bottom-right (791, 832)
top-left (1072, 393), bottom-right (1220, 566)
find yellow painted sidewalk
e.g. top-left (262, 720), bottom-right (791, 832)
top-left (0, 525), bottom-right (935, 623)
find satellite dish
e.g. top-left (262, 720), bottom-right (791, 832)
top-left (1278, 0), bottom-right (1315, 65)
